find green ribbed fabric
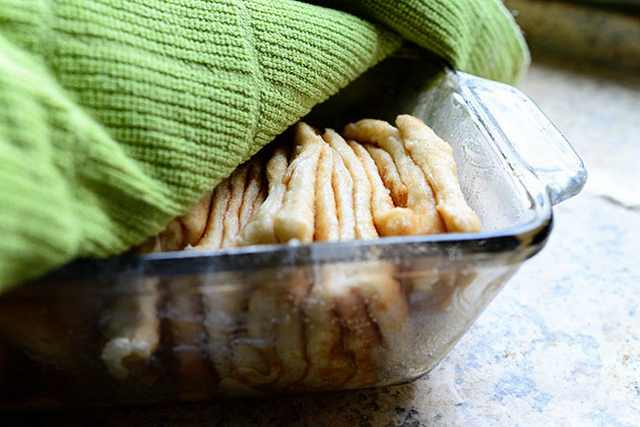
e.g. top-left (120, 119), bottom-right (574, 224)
top-left (0, 0), bottom-right (528, 291)
top-left (341, 0), bottom-right (530, 82)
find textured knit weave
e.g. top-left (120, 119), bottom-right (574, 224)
top-left (340, 0), bottom-right (530, 83)
top-left (0, 0), bottom-right (528, 292)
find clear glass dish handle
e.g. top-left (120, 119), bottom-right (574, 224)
top-left (458, 73), bottom-right (587, 205)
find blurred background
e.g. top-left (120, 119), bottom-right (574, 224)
top-left (508, 0), bottom-right (640, 71)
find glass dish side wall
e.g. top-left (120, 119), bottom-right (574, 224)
top-left (0, 257), bottom-right (525, 406)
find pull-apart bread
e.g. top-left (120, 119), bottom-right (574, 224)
top-left (101, 115), bottom-right (480, 393)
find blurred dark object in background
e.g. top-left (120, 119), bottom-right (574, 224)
top-left (567, 0), bottom-right (640, 9)
top-left (505, 0), bottom-right (640, 71)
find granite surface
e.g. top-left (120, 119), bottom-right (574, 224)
top-left (4, 57), bottom-right (639, 426)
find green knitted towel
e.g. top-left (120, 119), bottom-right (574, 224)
top-left (0, 0), bottom-right (528, 292)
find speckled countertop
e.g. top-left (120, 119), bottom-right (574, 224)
top-left (4, 57), bottom-right (639, 426)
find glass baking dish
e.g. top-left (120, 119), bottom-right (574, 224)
top-left (0, 52), bottom-right (586, 408)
